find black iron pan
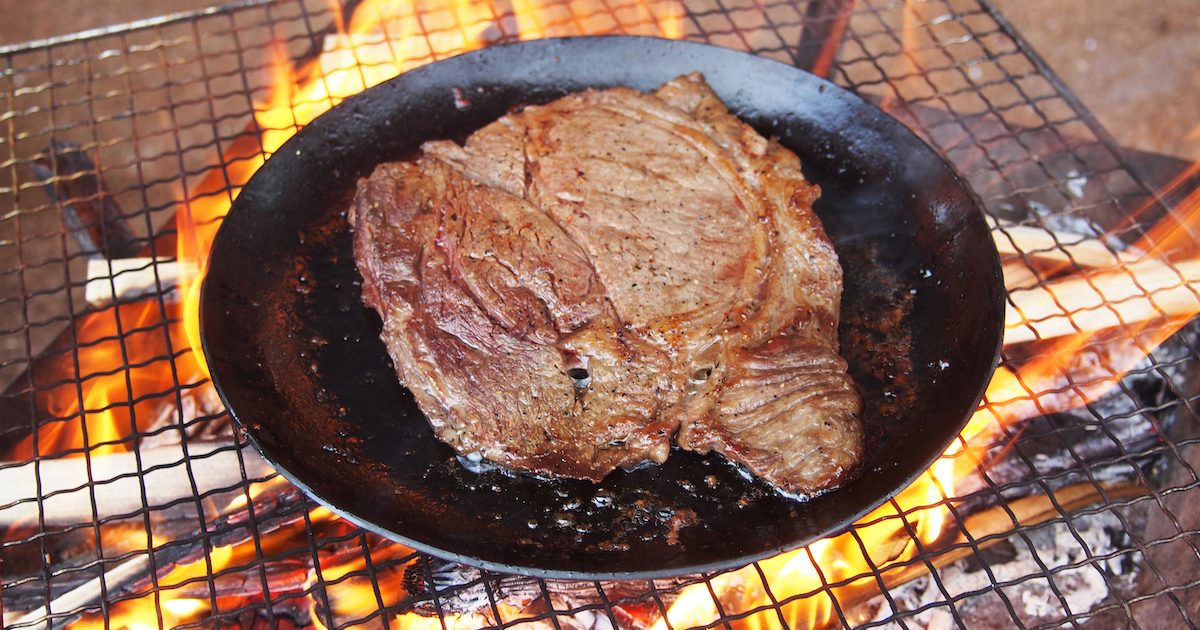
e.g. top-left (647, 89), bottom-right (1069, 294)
top-left (201, 36), bottom-right (1004, 579)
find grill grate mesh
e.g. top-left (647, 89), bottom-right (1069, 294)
top-left (2, 0), bottom-right (1199, 628)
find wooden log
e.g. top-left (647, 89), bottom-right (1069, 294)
top-left (30, 142), bottom-right (140, 260)
top-left (10, 554), bottom-right (151, 630)
top-left (0, 441), bottom-right (272, 527)
top-left (1006, 258), bottom-right (1200, 344)
top-left (1002, 260), bottom-right (1041, 290)
top-left (4, 485), bottom-right (312, 628)
top-left (84, 258), bottom-right (196, 306)
top-left (988, 218), bottom-right (1143, 268)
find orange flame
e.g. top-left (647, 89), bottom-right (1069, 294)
top-left (652, 176), bottom-right (1200, 630)
top-left (1131, 160), bottom-right (1200, 257)
top-left (650, 3), bottom-right (1200, 624)
top-left (69, 545), bottom-right (234, 630)
top-left (15, 299), bottom-right (207, 460)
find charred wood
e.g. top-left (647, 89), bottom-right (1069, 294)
top-left (30, 142), bottom-right (140, 260)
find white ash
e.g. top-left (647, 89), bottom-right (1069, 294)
top-left (557, 609), bottom-right (616, 630)
top-left (868, 509), bottom-right (1138, 629)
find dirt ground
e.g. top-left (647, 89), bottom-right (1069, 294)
top-left (991, 0), bottom-right (1200, 161)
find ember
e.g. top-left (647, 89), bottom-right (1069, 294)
top-left (1, 0), bottom-right (1198, 628)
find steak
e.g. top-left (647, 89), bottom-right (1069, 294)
top-left (350, 73), bottom-right (862, 496)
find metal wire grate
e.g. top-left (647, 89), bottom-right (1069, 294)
top-left (2, 0), bottom-right (1199, 627)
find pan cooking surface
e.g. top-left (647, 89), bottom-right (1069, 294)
top-left (201, 36), bottom-right (1004, 579)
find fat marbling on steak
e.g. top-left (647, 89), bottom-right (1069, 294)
top-left (349, 73), bottom-right (862, 496)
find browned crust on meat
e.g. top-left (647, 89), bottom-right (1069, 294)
top-left (351, 73), bottom-right (863, 496)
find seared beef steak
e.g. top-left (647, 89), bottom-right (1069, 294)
top-left (351, 74), bottom-right (862, 496)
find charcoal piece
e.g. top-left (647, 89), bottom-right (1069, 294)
top-left (400, 557), bottom-right (689, 618)
top-left (31, 141), bottom-right (140, 259)
top-left (868, 511), bottom-right (1137, 628)
top-left (954, 320), bottom-right (1200, 512)
top-left (962, 539), bottom-right (1018, 572)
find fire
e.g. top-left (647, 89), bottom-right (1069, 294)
top-left (648, 5), bottom-right (1200, 626)
top-left (14, 299), bottom-right (209, 461)
top-left (176, 0), bottom-right (541, 374)
top-left (69, 544), bottom-right (235, 630)
top-left (16, 0), bottom-right (1199, 628)
top-left (307, 544), bottom-right (540, 629)
top-left (649, 157), bottom-right (1200, 630)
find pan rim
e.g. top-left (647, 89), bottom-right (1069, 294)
top-left (201, 34), bottom-right (1005, 580)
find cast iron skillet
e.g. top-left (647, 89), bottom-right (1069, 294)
top-left (201, 36), bottom-right (1004, 579)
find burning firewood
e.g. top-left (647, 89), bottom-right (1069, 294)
top-left (309, 541), bottom-right (692, 630)
top-left (30, 142), bottom-right (141, 260)
top-left (0, 440), bottom-right (271, 527)
top-left (856, 486), bottom-right (1147, 628)
top-left (1006, 258), bottom-right (1200, 345)
top-left (989, 219), bottom-right (1143, 269)
top-left (642, 481), bottom-right (1147, 630)
top-left (83, 258), bottom-right (196, 307)
top-left (8, 484), bottom-right (315, 628)
top-left (10, 553), bottom-right (154, 630)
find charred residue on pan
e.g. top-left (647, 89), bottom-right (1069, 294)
top-left (278, 199), bottom-right (782, 547)
top-left (838, 240), bottom-right (917, 448)
top-left (432, 445), bottom-right (772, 552)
